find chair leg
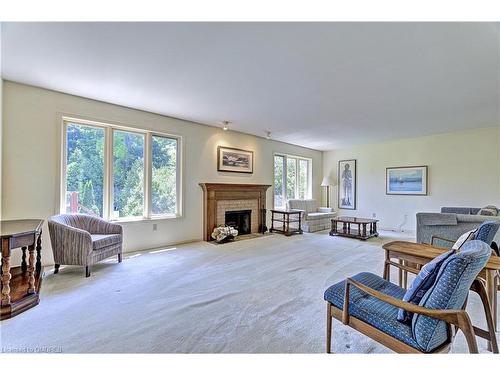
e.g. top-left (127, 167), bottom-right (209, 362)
top-left (54, 264), bottom-right (60, 274)
top-left (118, 253), bottom-right (122, 263)
top-left (471, 279), bottom-right (499, 353)
top-left (326, 302), bottom-right (332, 353)
top-left (457, 312), bottom-right (479, 354)
top-left (85, 266), bottom-right (91, 278)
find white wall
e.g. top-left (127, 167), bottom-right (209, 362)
top-left (323, 126), bottom-right (500, 232)
top-left (2, 81), bottom-right (323, 265)
top-left (0, 23), bottom-right (3, 220)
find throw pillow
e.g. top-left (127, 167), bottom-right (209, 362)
top-left (397, 249), bottom-right (455, 324)
top-left (478, 205), bottom-right (498, 216)
top-left (452, 229), bottom-right (477, 251)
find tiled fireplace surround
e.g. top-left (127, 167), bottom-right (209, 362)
top-left (216, 199), bottom-right (259, 234)
top-left (199, 183), bottom-right (272, 241)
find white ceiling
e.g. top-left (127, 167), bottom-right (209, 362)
top-left (1, 22), bottom-right (499, 150)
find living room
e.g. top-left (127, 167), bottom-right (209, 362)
top-left (1, 2), bottom-right (500, 374)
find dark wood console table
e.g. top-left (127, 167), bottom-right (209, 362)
top-left (1, 219), bottom-right (44, 320)
top-left (329, 216), bottom-right (379, 240)
top-left (269, 209), bottom-right (304, 236)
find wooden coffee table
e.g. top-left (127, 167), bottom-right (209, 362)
top-left (329, 216), bottom-right (379, 240)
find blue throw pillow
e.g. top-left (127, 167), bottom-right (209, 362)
top-left (397, 249), bottom-right (455, 324)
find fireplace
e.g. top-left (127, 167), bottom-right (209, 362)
top-left (199, 183), bottom-right (271, 241)
top-left (225, 210), bottom-right (251, 235)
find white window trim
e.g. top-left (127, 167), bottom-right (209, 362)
top-left (273, 152), bottom-right (313, 209)
top-left (60, 116), bottom-right (183, 222)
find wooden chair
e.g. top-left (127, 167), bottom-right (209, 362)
top-left (324, 240), bottom-right (498, 353)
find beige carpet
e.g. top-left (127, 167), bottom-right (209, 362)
top-left (0, 230), bottom-right (497, 353)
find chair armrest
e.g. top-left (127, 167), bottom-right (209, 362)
top-left (342, 277), bottom-right (464, 327)
top-left (416, 212), bottom-right (458, 226)
top-left (48, 221), bottom-right (93, 262)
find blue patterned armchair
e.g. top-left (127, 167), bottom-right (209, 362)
top-left (324, 240), bottom-right (497, 353)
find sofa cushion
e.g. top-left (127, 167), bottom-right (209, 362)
top-left (287, 199), bottom-right (308, 212)
top-left (305, 199), bottom-right (319, 213)
top-left (306, 212), bottom-right (335, 220)
top-left (91, 234), bottom-right (122, 250)
top-left (324, 272), bottom-right (421, 351)
top-left (441, 207), bottom-right (481, 215)
top-left (397, 249), bottom-right (455, 324)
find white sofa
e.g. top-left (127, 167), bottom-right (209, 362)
top-left (286, 199), bottom-right (336, 232)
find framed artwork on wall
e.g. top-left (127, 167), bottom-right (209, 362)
top-left (338, 159), bottom-right (356, 210)
top-left (217, 146), bottom-right (254, 174)
top-left (386, 166), bottom-right (428, 195)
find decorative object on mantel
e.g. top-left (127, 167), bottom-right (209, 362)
top-left (321, 176), bottom-right (334, 208)
top-left (338, 159), bottom-right (356, 210)
top-left (211, 225), bottom-right (239, 243)
top-left (386, 165), bottom-right (428, 195)
top-left (199, 183), bottom-right (271, 241)
top-left (217, 146), bottom-right (254, 174)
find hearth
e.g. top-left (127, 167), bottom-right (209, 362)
top-left (225, 210), bottom-right (251, 235)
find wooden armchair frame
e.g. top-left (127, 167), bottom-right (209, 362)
top-left (326, 276), bottom-right (498, 354)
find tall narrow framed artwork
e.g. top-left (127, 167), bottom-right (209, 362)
top-left (386, 166), bottom-right (428, 195)
top-left (338, 159), bottom-right (356, 210)
top-left (217, 146), bottom-right (254, 174)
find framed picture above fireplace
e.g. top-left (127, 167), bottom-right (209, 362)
top-left (217, 146), bottom-right (254, 174)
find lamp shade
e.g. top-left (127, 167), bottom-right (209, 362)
top-left (321, 176), bottom-right (333, 187)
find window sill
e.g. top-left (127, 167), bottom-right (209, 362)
top-left (110, 214), bottom-right (182, 224)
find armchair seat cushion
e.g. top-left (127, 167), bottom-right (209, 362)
top-left (91, 234), bottom-right (122, 250)
top-left (324, 272), bottom-right (425, 351)
top-left (306, 212), bottom-right (336, 220)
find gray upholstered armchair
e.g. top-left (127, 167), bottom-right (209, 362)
top-left (48, 214), bottom-right (123, 277)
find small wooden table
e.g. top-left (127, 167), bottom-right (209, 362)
top-left (1, 219), bottom-right (44, 320)
top-left (269, 209), bottom-right (304, 236)
top-left (330, 216), bottom-right (379, 240)
top-left (382, 241), bottom-right (500, 334)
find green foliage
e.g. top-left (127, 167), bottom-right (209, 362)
top-left (66, 124), bottom-right (104, 216)
top-left (81, 180), bottom-right (100, 215)
top-left (113, 131), bottom-right (145, 218)
top-left (66, 123), bottom-right (178, 218)
top-left (152, 135), bottom-right (177, 215)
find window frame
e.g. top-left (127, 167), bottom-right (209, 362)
top-left (60, 116), bottom-right (182, 221)
top-left (273, 152), bottom-right (312, 209)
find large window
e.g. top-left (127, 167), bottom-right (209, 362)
top-left (274, 154), bottom-right (312, 208)
top-left (62, 118), bottom-right (181, 220)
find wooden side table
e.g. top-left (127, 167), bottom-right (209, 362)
top-left (1, 219), bottom-right (44, 320)
top-left (269, 209), bottom-right (304, 236)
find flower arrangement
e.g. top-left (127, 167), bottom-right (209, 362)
top-left (211, 225), bottom-right (239, 243)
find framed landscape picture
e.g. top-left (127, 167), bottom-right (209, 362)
top-left (217, 146), bottom-right (254, 173)
top-left (338, 159), bottom-right (356, 210)
top-left (386, 166), bottom-right (428, 195)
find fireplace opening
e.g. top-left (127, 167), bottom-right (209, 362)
top-left (225, 210), bottom-right (252, 235)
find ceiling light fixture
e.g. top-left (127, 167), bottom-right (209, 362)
top-left (222, 120), bottom-right (230, 131)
